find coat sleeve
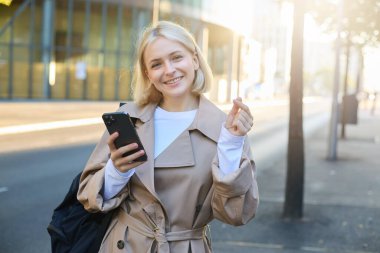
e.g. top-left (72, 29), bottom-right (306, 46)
top-left (77, 130), bottom-right (130, 213)
top-left (211, 137), bottom-right (259, 225)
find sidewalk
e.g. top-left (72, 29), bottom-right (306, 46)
top-left (211, 107), bottom-right (380, 253)
top-left (1, 100), bottom-right (379, 252)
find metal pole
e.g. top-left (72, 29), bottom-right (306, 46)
top-left (41, 0), bottom-right (54, 98)
top-left (8, 23), bottom-right (14, 99)
top-left (341, 32), bottom-right (351, 139)
top-left (152, 0), bottom-right (159, 25)
top-left (327, 0), bottom-right (343, 161)
top-left (98, 0), bottom-right (107, 100)
top-left (82, 0), bottom-right (91, 100)
top-left (226, 33), bottom-right (239, 103)
top-left (65, 0), bottom-right (74, 99)
top-left (114, 0), bottom-right (123, 100)
top-left (28, 0), bottom-right (36, 98)
top-left (236, 36), bottom-right (242, 98)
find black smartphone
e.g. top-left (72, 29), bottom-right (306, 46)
top-left (102, 112), bottom-right (147, 162)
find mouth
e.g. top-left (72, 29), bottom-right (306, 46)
top-left (164, 76), bottom-right (183, 85)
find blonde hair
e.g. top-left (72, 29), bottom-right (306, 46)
top-left (131, 20), bottom-right (213, 106)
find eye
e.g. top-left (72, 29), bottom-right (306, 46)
top-left (172, 54), bottom-right (183, 61)
top-left (150, 62), bottom-right (161, 69)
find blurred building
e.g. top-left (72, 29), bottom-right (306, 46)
top-left (247, 0), bottom-right (293, 99)
top-left (0, 0), bottom-right (256, 102)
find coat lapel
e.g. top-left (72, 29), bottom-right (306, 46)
top-left (134, 119), bottom-right (158, 197)
top-left (154, 95), bottom-right (225, 168)
top-left (154, 130), bottom-right (195, 168)
top-left (119, 102), bottom-right (159, 199)
top-left (188, 95), bottom-right (226, 143)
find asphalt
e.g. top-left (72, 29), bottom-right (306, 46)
top-left (0, 99), bottom-right (379, 253)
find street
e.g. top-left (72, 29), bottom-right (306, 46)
top-left (2, 0), bottom-right (380, 252)
top-left (1, 98), bottom-right (379, 253)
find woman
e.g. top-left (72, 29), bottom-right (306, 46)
top-left (78, 20), bottom-right (259, 253)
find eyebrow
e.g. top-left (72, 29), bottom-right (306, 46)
top-left (147, 50), bottom-right (184, 65)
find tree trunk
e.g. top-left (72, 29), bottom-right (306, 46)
top-left (283, 0), bottom-right (305, 219)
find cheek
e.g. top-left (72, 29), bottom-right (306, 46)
top-left (147, 71), bottom-right (160, 83)
top-left (151, 82), bottom-right (163, 92)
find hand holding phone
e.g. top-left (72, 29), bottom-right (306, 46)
top-left (102, 112), bottom-right (147, 163)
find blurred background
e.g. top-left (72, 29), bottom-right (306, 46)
top-left (0, 0), bottom-right (379, 253)
top-left (1, 0), bottom-right (378, 102)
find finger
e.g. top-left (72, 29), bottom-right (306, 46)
top-left (232, 97), bottom-right (243, 113)
top-left (114, 151), bottom-right (145, 172)
top-left (228, 98), bottom-right (242, 118)
top-left (226, 98), bottom-right (242, 128)
top-left (233, 119), bottom-right (250, 135)
top-left (118, 143), bottom-right (139, 156)
top-left (110, 142), bottom-right (138, 161)
top-left (234, 111), bottom-right (252, 128)
top-left (118, 161), bottom-right (144, 173)
top-left (239, 110), bottom-right (254, 126)
top-left (107, 132), bottom-right (119, 152)
top-left (239, 117), bottom-right (252, 131)
top-left (233, 99), bottom-right (252, 117)
top-left (119, 149), bottom-right (146, 165)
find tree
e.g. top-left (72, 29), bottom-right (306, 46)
top-left (309, 0), bottom-right (380, 46)
top-left (308, 0), bottom-right (380, 138)
top-left (283, 0), bottom-right (305, 219)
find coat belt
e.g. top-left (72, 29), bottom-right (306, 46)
top-left (118, 209), bottom-right (205, 252)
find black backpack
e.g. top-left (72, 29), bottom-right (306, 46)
top-left (48, 103), bottom-right (125, 252)
top-left (47, 172), bottom-right (115, 253)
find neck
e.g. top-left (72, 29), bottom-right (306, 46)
top-left (160, 95), bottom-right (199, 112)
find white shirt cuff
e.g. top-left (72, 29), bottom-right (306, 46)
top-left (217, 124), bottom-right (245, 175)
top-left (103, 159), bottom-right (135, 200)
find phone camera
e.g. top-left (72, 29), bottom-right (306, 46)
top-left (104, 115), bottom-right (116, 126)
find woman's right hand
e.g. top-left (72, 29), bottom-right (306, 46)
top-left (107, 132), bottom-right (146, 173)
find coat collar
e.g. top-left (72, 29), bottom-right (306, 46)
top-left (119, 101), bottom-right (156, 124)
top-left (188, 95), bottom-right (226, 142)
top-left (119, 94), bottom-right (226, 143)
top-left (117, 95), bottom-right (226, 201)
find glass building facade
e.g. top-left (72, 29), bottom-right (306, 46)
top-left (0, 0), bottom-right (253, 102)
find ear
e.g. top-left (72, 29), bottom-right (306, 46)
top-left (192, 52), bottom-right (200, 70)
top-left (144, 69), bottom-right (151, 82)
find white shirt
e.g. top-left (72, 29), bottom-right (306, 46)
top-left (103, 107), bottom-right (245, 200)
top-left (154, 107), bottom-right (197, 158)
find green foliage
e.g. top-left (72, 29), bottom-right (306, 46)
top-left (307, 0), bottom-right (380, 46)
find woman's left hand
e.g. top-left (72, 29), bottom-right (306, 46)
top-left (225, 97), bottom-right (253, 136)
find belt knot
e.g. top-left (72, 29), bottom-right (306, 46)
top-left (153, 227), bottom-right (168, 244)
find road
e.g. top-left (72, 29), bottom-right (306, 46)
top-left (0, 98), bottom-right (330, 253)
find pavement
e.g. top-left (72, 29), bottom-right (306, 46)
top-left (211, 104), bottom-right (380, 253)
top-left (0, 99), bottom-right (379, 253)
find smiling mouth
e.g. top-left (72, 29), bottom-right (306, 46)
top-left (164, 76), bottom-right (182, 85)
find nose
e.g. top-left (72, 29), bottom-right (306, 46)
top-left (163, 61), bottom-right (175, 75)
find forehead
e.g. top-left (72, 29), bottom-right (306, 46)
top-left (144, 37), bottom-right (190, 62)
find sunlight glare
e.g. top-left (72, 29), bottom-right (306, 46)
top-left (216, 0), bottom-right (254, 36)
top-left (304, 13), bottom-right (335, 43)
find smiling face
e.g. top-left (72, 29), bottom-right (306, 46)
top-left (143, 37), bottom-right (199, 104)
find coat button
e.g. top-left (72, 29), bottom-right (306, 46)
top-left (117, 240), bottom-right (125, 249)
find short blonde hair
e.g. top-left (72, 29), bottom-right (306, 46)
top-left (131, 20), bottom-right (213, 106)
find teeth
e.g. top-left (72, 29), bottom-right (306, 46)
top-left (165, 77), bottom-right (181, 84)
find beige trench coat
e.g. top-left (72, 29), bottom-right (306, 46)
top-left (77, 95), bottom-right (259, 253)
